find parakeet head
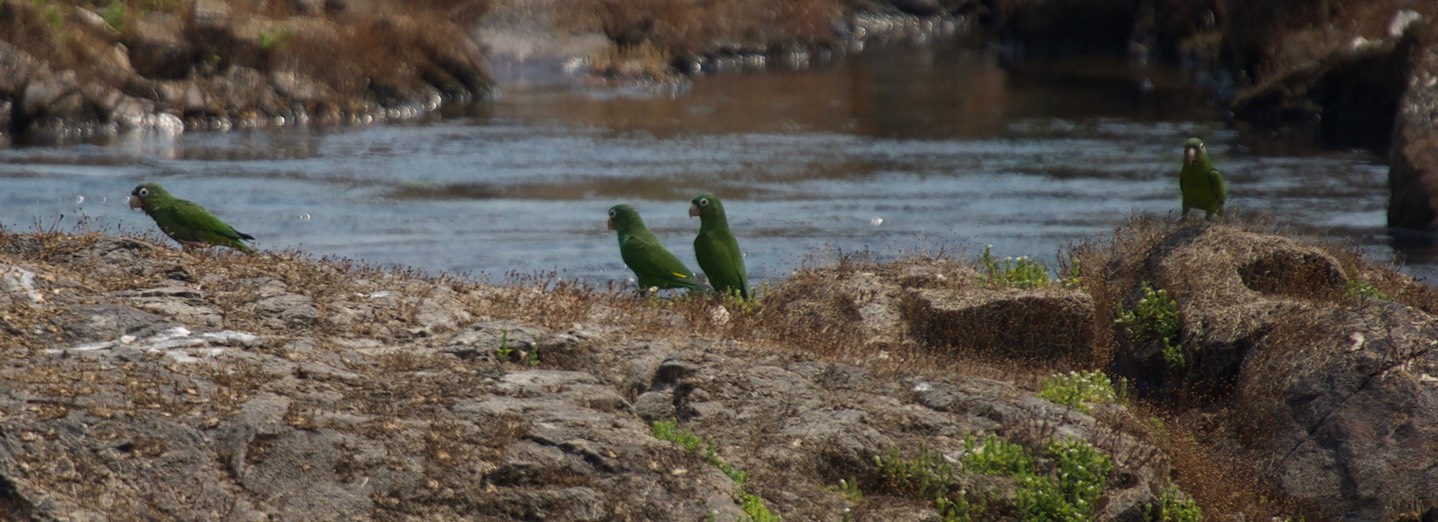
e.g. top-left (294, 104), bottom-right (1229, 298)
top-left (128, 182), bottom-right (171, 211)
top-left (689, 192), bottom-right (726, 222)
top-left (1183, 137), bottom-right (1206, 165)
top-left (608, 204), bottom-right (642, 231)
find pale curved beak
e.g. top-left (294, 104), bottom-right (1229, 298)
top-left (1184, 147), bottom-right (1198, 165)
top-left (606, 217), bottom-right (615, 230)
top-left (128, 195), bottom-right (142, 209)
top-left (688, 203), bottom-right (700, 217)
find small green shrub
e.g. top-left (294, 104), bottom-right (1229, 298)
top-left (981, 245), bottom-right (1052, 289)
top-left (1038, 370), bottom-right (1117, 413)
top-left (720, 285), bottom-right (763, 315)
top-left (1160, 338), bottom-right (1185, 370)
top-left (962, 434), bottom-right (1034, 476)
top-left (1016, 438), bottom-right (1112, 521)
top-left (495, 330), bottom-right (514, 362)
top-left (1146, 483), bottom-right (1202, 522)
top-left (1116, 282), bottom-right (1186, 369)
top-left (651, 420), bottom-right (704, 452)
top-left (1115, 281), bottom-right (1179, 343)
top-left (1343, 279), bottom-right (1387, 300)
top-left (837, 477), bottom-right (863, 503)
top-left (875, 446), bottom-right (979, 521)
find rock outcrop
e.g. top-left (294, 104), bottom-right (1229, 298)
top-left (0, 233), bottom-right (1171, 520)
top-left (0, 0), bottom-right (493, 143)
top-left (1092, 220), bottom-right (1438, 520)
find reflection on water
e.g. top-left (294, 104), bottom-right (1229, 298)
top-left (0, 40), bottom-right (1416, 286)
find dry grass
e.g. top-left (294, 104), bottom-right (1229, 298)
top-left (5, 213), bottom-right (1435, 520)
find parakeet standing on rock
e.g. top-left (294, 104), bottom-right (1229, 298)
top-left (690, 192), bottom-right (749, 299)
top-left (608, 204), bottom-right (702, 292)
top-left (129, 182), bottom-right (255, 252)
top-left (1179, 137), bottom-right (1227, 220)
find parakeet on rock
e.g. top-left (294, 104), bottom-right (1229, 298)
top-left (690, 192), bottom-right (749, 299)
top-left (608, 204), bottom-right (702, 292)
top-left (129, 182), bottom-right (255, 252)
top-left (1179, 137), bottom-right (1227, 220)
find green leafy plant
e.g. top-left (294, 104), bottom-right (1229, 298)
top-left (1146, 483), bottom-right (1202, 522)
top-left (1016, 438), bottom-right (1112, 521)
top-left (837, 477), bottom-right (863, 503)
top-left (1116, 281), bottom-right (1185, 369)
top-left (962, 434), bottom-right (1034, 476)
top-left (527, 344), bottom-right (540, 367)
top-left (981, 245), bottom-right (1052, 288)
top-left (720, 285), bottom-right (763, 316)
top-left (495, 330), bottom-right (513, 362)
top-left (1342, 265), bottom-right (1388, 300)
top-left (875, 446), bottom-right (979, 521)
top-left (1038, 370), bottom-right (1117, 413)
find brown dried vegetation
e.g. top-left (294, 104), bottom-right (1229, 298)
top-left (3, 211), bottom-right (1435, 518)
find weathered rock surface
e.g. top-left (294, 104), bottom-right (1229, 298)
top-left (0, 0), bottom-right (493, 143)
top-left (1390, 22), bottom-right (1438, 231)
top-left (1099, 222), bottom-right (1438, 519)
top-left (6, 225), bottom-right (1438, 519)
top-left (0, 234), bottom-right (1177, 520)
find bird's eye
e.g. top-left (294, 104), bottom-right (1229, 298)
top-left (608, 209), bottom-right (617, 218)
top-left (137, 188), bottom-right (149, 197)
top-left (699, 198), bottom-right (709, 207)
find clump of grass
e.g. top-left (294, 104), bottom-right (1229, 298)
top-left (980, 245), bottom-right (1052, 289)
top-left (1115, 281), bottom-right (1185, 369)
top-left (1147, 482), bottom-right (1202, 522)
top-left (1038, 370), bottom-right (1117, 413)
top-left (652, 420), bottom-right (777, 520)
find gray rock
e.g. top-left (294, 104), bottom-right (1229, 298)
top-left (126, 12), bottom-right (197, 80)
top-left (1236, 301), bottom-right (1438, 519)
top-left (0, 42), bottom-right (41, 97)
top-left (1389, 25), bottom-right (1438, 231)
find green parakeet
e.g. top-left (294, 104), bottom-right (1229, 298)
top-left (1180, 137), bottom-right (1227, 220)
top-left (129, 182), bottom-right (255, 252)
top-left (608, 204), bottom-right (702, 291)
top-left (690, 192), bottom-right (750, 299)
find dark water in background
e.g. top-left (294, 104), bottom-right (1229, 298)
top-left (0, 40), bottom-right (1414, 286)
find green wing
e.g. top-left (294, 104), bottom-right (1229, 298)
top-left (154, 199), bottom-right (254, 252)
top-left (621, 231), bottom-right (702, 291)
top-left (1209, 168), bottom-right (1227, 206)
top-left (695, 229), bottom-right (749, 299)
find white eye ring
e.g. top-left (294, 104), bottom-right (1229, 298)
top-left (699, 198), bottom-right (709, 207)
top-left (138, 188), bottom-right (149, 197)
top-left (608, 209), bottom-right (617, 218)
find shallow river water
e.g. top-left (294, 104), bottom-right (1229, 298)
top-left (0, 40), bottom-right (1411, 286)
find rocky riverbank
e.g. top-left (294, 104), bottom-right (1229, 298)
top-left (2, 216), bottom-right (1436, 520)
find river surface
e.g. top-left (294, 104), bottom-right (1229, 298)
top-left (0, 40), bottom-right (1417, 287)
